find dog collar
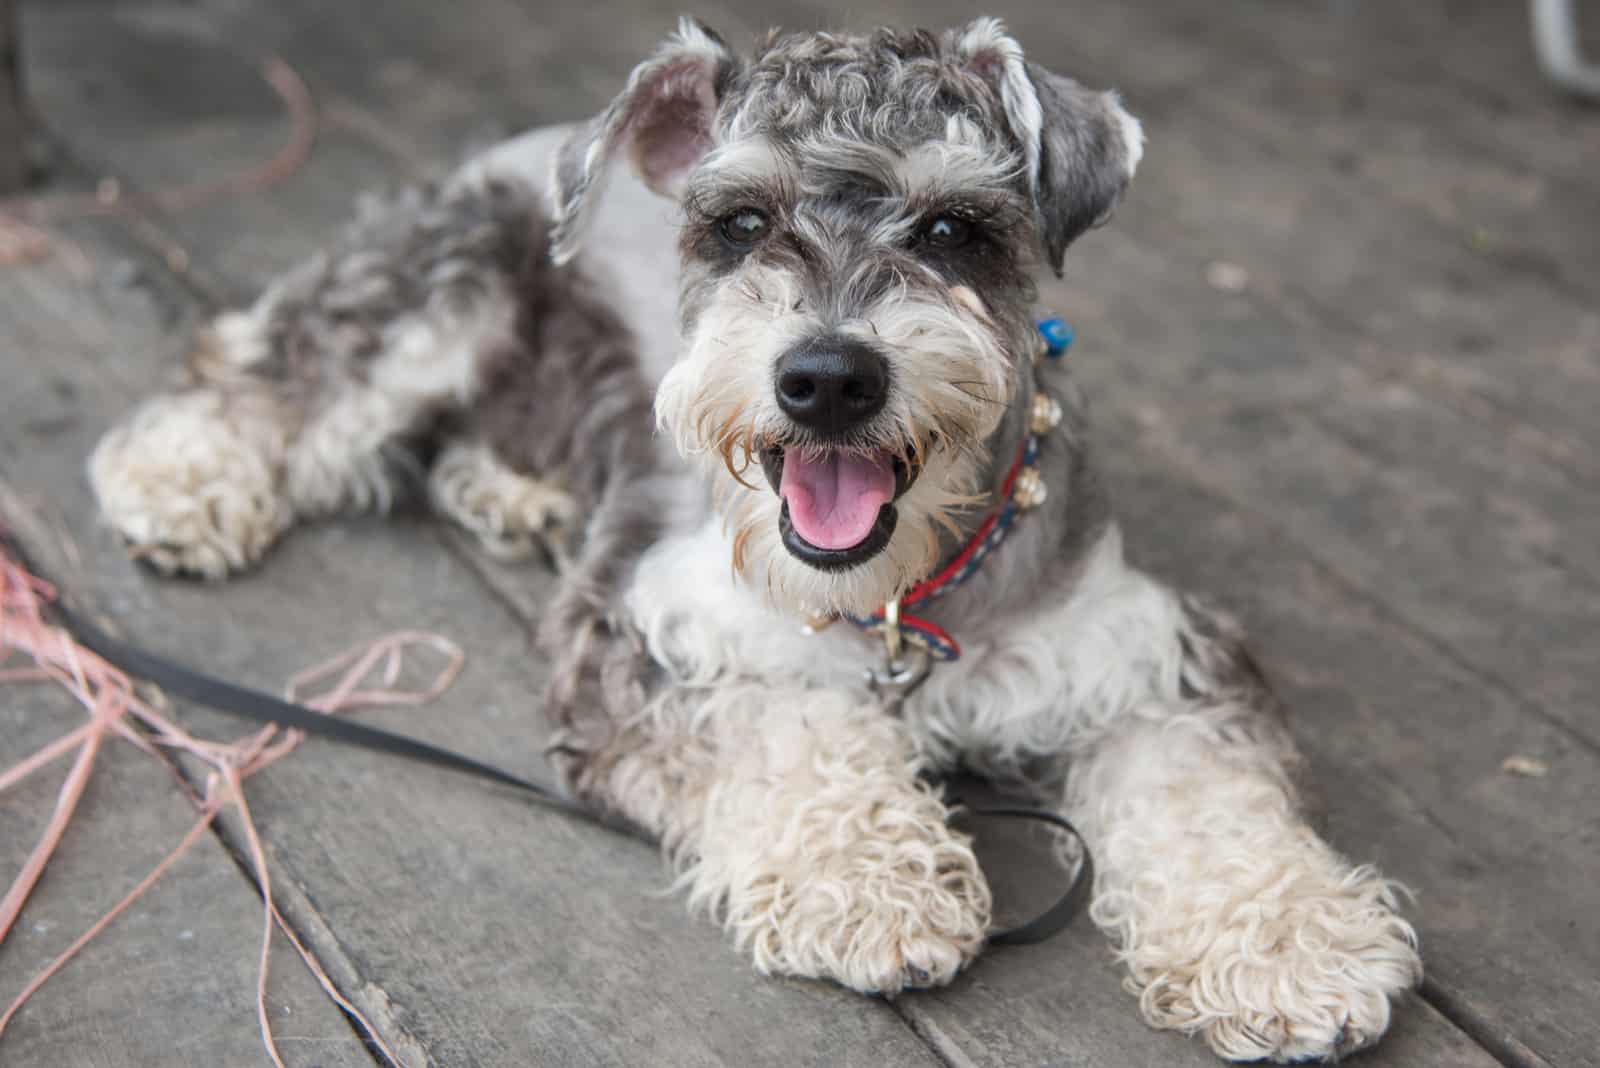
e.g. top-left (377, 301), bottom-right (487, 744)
top-left (831, 319), bottom-right (1072, 702)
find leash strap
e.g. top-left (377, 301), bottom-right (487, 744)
top-left (50, 601), bottom-right (1090, 946)
top-left (52, 602), bottom-right (620, 828)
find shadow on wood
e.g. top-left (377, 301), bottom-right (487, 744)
top-left (0, 0), bottom-right (23, 192)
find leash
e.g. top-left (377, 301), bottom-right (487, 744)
top-left (46, 596), bottom-right (1090, 947)
top-left (18, 317), bottom-right (1090, 950)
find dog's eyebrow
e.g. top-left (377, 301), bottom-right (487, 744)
top-left (788, 131), bottom-right (1024, 211)
top-left (699, 137), bottom-right (788, 182)
top-left (792, 136), bottom-right (901, 196)
top-left (683, 138), bottom-right (799, 214)
top-left (808, 173), bottom-right (897, 205)
top-left (891, 140), bottom-right (1026, 203)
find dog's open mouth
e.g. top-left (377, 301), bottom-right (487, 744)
top-left (759, 446), bottom-right (917, 569)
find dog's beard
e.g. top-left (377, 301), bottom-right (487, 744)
top-left (656, 267), bottom-right (1015, 617)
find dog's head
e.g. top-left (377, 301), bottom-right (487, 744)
top-left (551, 18), bottom-right (1141, 617)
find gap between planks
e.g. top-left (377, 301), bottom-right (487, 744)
top-left (0, 480), bottom-right (408, 1068)
top-left (1421, 977), bottom-right (1557, 1068)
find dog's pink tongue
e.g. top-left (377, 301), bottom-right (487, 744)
top-left (780, 450), bottom-right (896, 550)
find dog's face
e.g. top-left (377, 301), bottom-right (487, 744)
top-left (552, 19), bottom-right (1141, 617)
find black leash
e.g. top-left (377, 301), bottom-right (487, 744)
top-left (50, 600), bottom-right (1089, 946)
top-left (51, 601), bottom-right (628, 828)
top-left (960, 805), bottom-right (1093, 946)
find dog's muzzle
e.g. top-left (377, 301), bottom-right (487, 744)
top-left (761, 337), bottom-right (919, 569)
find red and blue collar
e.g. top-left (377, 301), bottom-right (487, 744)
top-left (844, 318), bottom-right (1073, 664)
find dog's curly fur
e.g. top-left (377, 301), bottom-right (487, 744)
top-left (87, 18), bottom-right (1420, 1062)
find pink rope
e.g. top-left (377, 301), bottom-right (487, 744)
top-left (0, 725), bottom-right (92, 794)
top-left (0, 800), bottom-right (224, 1038)
top-left (0, 540), bottom-right (456, 1067)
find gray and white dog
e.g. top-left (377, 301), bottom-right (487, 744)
top-left (89, 19), bottom-right (1422, 1062)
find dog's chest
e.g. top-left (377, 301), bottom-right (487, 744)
top-left (622, 518), bottom-right (872, 693)
top-left (619, 519), bottom-right (1157, 764)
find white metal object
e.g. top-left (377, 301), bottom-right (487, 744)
top-left (1532, 0), bottom-right (1600, 98)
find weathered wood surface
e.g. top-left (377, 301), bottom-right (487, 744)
top-left (0, 247), bottom-right (375, 1066)
top-left (0, 0), bottom-right (22, 192)
top-left (0, 696), bottom-right (376, 1068)
top-left (3, 0), bottom-right (1596, 1065)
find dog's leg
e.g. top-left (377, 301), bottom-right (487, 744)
top-left (437, 232), bottom-right (658, 565)
top-left (89, 179), bottom-right (539, 578)
top-left (560, 685), bottom-right (992, 995)
top-left (426, 439), bottom-right (576, 562)
top-left (1055, 554), bottom-right (1422, 1061)
top-left (88, 362), bottom-right (296, 579)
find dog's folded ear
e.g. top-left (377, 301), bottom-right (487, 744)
top-left (549, 18), bottom-right (740, 263)
top-left (955, 19), bottom-right (1144, 276)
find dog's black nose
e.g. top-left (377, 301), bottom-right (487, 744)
top-left (774, 337), bottom-right (889, 435)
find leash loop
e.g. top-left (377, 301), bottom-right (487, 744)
top-left (952, 803), bottom-right (1095, 945)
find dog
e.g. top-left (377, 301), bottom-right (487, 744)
top-left (87, 19), bottom-right (1422, 1062)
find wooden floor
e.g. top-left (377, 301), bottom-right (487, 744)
top-left (2, 1), bottom-right (1597, 1065)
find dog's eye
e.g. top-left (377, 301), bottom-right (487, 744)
top-left (719, 208), bottom-right (771, 247)
top-left (922, 214), bottom-right (974, 249)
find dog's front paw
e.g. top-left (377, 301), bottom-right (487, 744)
top-left (1124, 860), bottom-right (1421, 1062)
top-left (427, 440), bottom-right (577, 561)
top-left (89, 391), bottom-right (291, 579)
top-left (718, 805), bottom-right (992, 996)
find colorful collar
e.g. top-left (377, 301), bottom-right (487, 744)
top-left (843, 318), bottom-right (1074, 666)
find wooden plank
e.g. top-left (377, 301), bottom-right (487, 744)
top-left (1043, 209), bottom-right (1600, 752)
top-left (1090, 90), bottom-right (1600, 481)
top-left (1147, 0), bottom-right (1600, 180)
top-left (1098, 2), bottom-right (1599, 482)
top-left (0, 231), bottom-right (943, 1066)
top-left (1088, 417), bottom-right (1598, 1068)
top-left (1052, 0), bottom-right (1600, 309)
top-left (0, 692), bottom-right (378, 1068)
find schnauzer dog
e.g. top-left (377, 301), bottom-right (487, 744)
top-left (88, 18), bottom-right (1422, 1062)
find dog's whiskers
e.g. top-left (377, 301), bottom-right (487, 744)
top-left (944, 380), bottom-right (1004, 408)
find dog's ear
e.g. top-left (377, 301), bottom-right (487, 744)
top-left (549, 17), bottom-right (740, 263)
top-left (954, 19), bottom-right (1143, 276)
